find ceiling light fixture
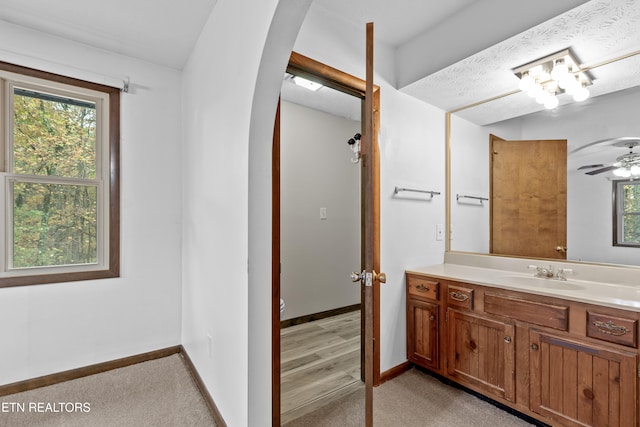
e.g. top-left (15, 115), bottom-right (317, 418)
top-left (612, 142), bottom-right (640, 179)
top-left (513, 49), bottom-right (593, 110)
top-left (292, 76), bottom-right (323, 91)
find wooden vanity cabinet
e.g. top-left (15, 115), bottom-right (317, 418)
top-left (447, 309), bottom-right (515, 401)
top-left (405, 271), bottom-right (640, 427)
top-left (530, 330), bottom-right (637, 427)
top-left (406, 274), bottom-right (440, 370)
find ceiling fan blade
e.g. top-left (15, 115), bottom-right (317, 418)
top-left (577, 164), bottom-right (605, 170)
top-left (586, 165), bottom-right (618, 175)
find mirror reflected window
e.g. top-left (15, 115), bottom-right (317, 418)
top-left (613, 180), bottom-right (640, 247)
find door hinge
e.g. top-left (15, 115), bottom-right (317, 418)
top-left (445, 310), bottom-right (449, 323)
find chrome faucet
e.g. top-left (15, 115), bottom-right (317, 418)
top-left (535, 265), bottom-right (555, 278)
top-left (554, 268), bottom-right (573, 281)
top-left (528, 265), bottom-right (573, 281)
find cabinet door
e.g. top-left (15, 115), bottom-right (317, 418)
top-left (447, 309), bottom-right (515, 401)
top-left (530, 331), bottom-right (637, 427)
top-left (407, 298), bottom-right (439, 369)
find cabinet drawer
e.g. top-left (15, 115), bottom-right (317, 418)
top-left (407, 276), bottom-right (439, 301)
top-left (447, 285), bottom-right (473, 310)
top-left (485, 293), bottom-right (568, 331)
top-left (587, 312), bottom-right (638, 348)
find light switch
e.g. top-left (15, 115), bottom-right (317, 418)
top-left (436, 224), bottom-right (444, 241)
top-left (320, 207), bottom-right (327, 220)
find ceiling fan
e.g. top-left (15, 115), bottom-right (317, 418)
top-left (578, 138), bottom-right (640, 178)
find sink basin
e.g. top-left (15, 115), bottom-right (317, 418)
top-left (500, 275), bottom-right (585, 291)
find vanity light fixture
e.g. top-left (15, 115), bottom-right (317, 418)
top-left (513, 49), bottom-right (592, 109)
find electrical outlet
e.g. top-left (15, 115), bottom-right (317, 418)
top-left (436, 224), bottom-right (444, 241)
top-left (320, 207), bottom-right (327, 220)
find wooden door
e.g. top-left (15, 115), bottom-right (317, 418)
top-left (362, 22), bottom-right (380, 427)
top-left (530, 331), bottom-right (637, 427)
top-left (407, 299), bottom-right (439, 369)
top-left (490, 135), bottom-right (567, 259)
top-left (447, 309), bottom-right (515, 401)
top-left (272, 35), bottom-right (381, 424)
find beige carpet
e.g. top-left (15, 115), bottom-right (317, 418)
top-left (1, 356), bottom-right (545, 427)
top-left (0, 354), bottom-right (216, 427)
top-left (284, 368), bottom-right (542, 427)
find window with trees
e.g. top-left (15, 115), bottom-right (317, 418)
top-left (0, 62), bottom-right (119, 287)
top-left (613, 180), bottom-right (640, 247)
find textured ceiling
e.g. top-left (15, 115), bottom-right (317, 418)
top-left (401, 0), bottom-right (640, 125)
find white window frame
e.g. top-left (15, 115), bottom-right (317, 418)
top-left (0, 62), bottom-right (119, 287)
top-left (613, 179), bottom-right (640, 248)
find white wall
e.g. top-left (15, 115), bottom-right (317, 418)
top-left (280, 101), bottom-right (361, 319)
top-left (450, 89), bottom-right (640, 266)
top-left (450, 115), bottom-right (492, 253)
top-left (181, 0), bottom-right (312, 425)
top-left (0, 23), bottom-right (182, 385)
top-left (293, 4), bottom-right (447, 373)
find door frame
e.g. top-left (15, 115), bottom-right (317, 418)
top-left (272, 51), bottom-right (381, 425)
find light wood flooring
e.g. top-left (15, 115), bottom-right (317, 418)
top-left (281, 310), bottom-right (363, 424)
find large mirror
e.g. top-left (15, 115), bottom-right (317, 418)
top-left (447, 1), bottom-right (640, 267)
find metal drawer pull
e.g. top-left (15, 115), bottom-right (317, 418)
top-left (593, 320), bottom-right (629, 336)
top-left (416, 284), bottom-right (430, 292)
top-left (504, 336), bottom-right (512, 344)
top-left (449, 291), bottom-right (469, 302)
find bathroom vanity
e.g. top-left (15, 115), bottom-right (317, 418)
top-left (406, 254), bottom-right (640, 427)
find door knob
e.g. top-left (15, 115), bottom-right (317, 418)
top-left (376, 271), bottom-right (386, 284)
top-left (351, 271), bottom-right (364, 282)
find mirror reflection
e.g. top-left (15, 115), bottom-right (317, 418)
top-left (446, 1), bottom-right (640, 268)
top-left (450, 79), bottom-right (640, 266)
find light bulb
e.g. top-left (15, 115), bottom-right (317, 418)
top-left (573, 86), bottom-right (590, 102)
top-left (551, 59), bottom-right (569, 81)
top-left (528, 83), bottom-right (544, 99)
top-left (535, 91), bottom-right (549, 104)
top-left (630, 165), bottom-right (640, 177)
top-left (519, 72), bottom-right (535, 92)
top-left (544, 95), bottom-right (559, 109)
top-left (613, 167), bottom-right (631, 178)
top-left (559, 74), bottom-right (576, 90)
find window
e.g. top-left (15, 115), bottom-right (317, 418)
top-left (0, 61), bottom-right (119, 287)
top-left (613, 180), bottom-right (640, 247)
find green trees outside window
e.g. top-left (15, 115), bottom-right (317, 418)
top-left (0, 61), bottom-right (119, 288)
top-left (621, 182), bottom-right (640, 245)
top-left (10, 89), bottom-right (99, 269)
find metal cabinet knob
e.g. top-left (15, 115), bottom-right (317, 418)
top-left (531, 343), bottom-right (539, 351)
top-left (504, 336), bottom-right (512, 344)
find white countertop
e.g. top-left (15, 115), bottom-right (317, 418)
top-left (407, 262), bottom-right (640, 312)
